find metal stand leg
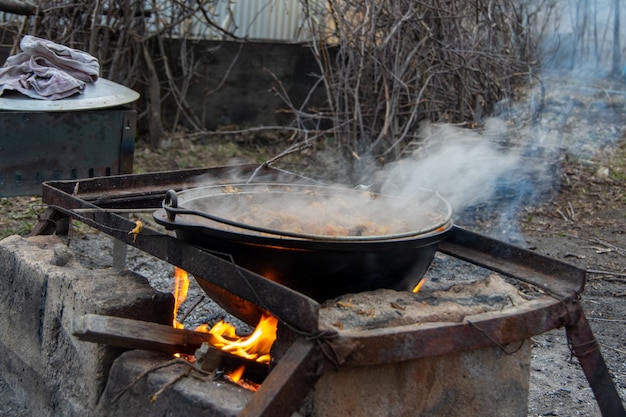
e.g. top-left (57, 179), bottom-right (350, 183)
top-left (566, 306), bottom-right (626, 417)
top-left (238, 337), bottom-right (326, 417)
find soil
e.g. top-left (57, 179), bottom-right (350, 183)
top-left (514, 75), bottom-right (626, 416)
top-left (0, 72), bottom-right (625, 416)
top-left (512, 157), bottom-right (626, 417)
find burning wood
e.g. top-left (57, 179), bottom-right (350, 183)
top-left (73, 314), bottom-right (213, 355)
top-left (72, 266), bottom-right (278, 389)
top-left (72, 314), bottom-right (270, 383)
top-left (194, 343), bottom-right (269, 385)
top-left (172, 267), bottom-right (277, 386)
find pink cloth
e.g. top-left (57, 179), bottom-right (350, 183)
top-left (0, 35), bottom-right (100, 100)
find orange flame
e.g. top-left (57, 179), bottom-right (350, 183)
top-left (173, 267), bottom-right (190, 329)
top-left (229, 365), bottom-right (246, 383)
top-left (207, 314), bottom-right (278, 364)
top-left (171, 267), bottom-right (277, 388)
top-left (412, 276), bottom-right (427, 294)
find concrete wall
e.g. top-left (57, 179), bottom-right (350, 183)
top-left (145, 39), bottom-right (324, 132)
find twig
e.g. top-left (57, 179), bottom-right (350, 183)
top-left (556, 208), bottom-right (569, 221)
top-left (590, 238), bottom-right (626, 256)
top-left (588, 317), bottom-right (626, 324)
top-left (112, 357), bottom-right (208, 403)
top-left (567, 202), bottom-right (576, 221)
top-left (155, 33), bottom-right (204, 131)
top-left (587, 269), bottom-right (626, 278)
top-left (598, 343), bottom-right (626, 355)
top-left (243, 119), bottom-right (353, 183)
top-left (175, 125), bottom-right (302, 141)
top-left (194, 0), bottom-right (242, 40)
top-left (204, 42), bottom-right (243, 97)
top-left (179, 295), bottom-right (207, 324)
top-left (149, 365), bottom-right (192, 403)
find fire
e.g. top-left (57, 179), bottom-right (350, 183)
top-left (228, 365), bottom-right (245, 383)
top-left (172, 267), bottom-right (278, 386)
top-left (412, 276), bottom-right (427, 294)
top-left (207, 314), bottom-right (278, 364)
top-left (172, 267), bottom-right (190, 329)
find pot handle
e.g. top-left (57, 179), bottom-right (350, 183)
top-left (164, 189), bottom-right (179, 221)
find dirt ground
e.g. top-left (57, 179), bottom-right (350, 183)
top-left (0, 73), bottom-right (625, 416)
top-left (509, 149), bottom-right (626, 417)
top-left (517, 76), bottom-right (626, 416)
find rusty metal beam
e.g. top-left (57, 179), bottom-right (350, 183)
top-left (565, 307), bottom-right (626, 417)
top-left (41, 164), bottom-right (314, 207)
top-left (334, 296), bottom-right (572, 367)
top-left (238, 337), bottom-right (326, 417)
top-left (438, 226), bottom-right (586, 298)
top-left (36, 203), bottom-right (320, 335)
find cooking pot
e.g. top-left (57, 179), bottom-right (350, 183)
top-left (153, 183), bottom-right (452, 302)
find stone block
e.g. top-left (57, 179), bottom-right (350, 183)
top-left (0, 235), bottom-right (174, 417)
top-left (301, 343), bottom-right (531, 417)
top-left (298, 275), bottom-right (532, 416)
top-left (94, 350), bottom-right (252, 417)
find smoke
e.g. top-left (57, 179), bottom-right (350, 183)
top-left (378, 119), bottom-right (520, 208)
top-left (378, 119), bottom-right (523, 213)
top-left (374, 118), bottom-right (559, 242)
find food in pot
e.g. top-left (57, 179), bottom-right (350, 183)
top-left (174, 184), bottom-right (450, 239)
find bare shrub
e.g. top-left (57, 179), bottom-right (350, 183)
top-left (278, 0), bottom-right (542, 182)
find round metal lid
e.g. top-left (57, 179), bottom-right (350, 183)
top-left (0, 78), bottom-right (140, 111)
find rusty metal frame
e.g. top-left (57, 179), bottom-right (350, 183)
top-left (33, 166), bottom-right (625, 417)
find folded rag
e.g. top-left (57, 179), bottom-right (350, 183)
top-left (0, 35), bottom-right (100, 100)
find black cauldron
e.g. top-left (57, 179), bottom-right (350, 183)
top-left (153, 183), bottom-right (452, 302)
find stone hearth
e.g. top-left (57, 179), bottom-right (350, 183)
top-left (0, 234), bottom-right (532, 417)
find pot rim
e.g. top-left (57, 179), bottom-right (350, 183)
top-left (156, 183), bottom-right (453, 243)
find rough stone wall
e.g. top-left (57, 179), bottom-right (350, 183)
top-left (0, 235), bottom-right (174, 417)
top-left (95, 350), bottom-right (251, 417)
top-left (302, 343), bottom-right (531, 417)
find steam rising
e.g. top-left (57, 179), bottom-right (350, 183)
top-left (378, 119), bottom-right (523, 214)
top-left (173, 183), bottom-right (451, 240)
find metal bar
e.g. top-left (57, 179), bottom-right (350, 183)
top-left (440, 227), bottom-right (624, 415)
top-left (27, 206), bottom-right (70, 236)
top-left (438, 226), bottom-right (586, 298)
top-left (238, 337), bottom-right (326, 417)
top-left (565, 307), bottom-right (626, 417)
top-left (42, 164), bottom-right (312, 206)
top-left (335, 296), bottom-right (572, 367)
